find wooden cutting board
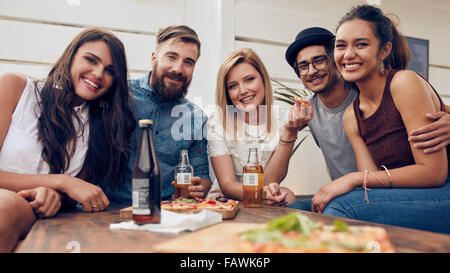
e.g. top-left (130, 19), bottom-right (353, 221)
top-left (120, 205), bottom-right (239, 220)
top-left (152, 222), bottom-right (262, 253)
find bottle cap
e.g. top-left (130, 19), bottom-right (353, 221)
top-left (138, 119), bottom-right (153, 126)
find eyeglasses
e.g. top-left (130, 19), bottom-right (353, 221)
top-left (295, 55), bottom-right (329, 77)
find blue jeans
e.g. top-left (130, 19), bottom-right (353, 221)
top-left (288, 178), bottom-right (450, 234)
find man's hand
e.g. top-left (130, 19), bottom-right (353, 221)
top-left (409, 111), bottom-right (450, 154)
top-left (188, 177), bottom-right (212, 198)
top-left (285, 99), bottom-right (313, 132)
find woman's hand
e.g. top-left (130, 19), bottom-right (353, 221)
top-left (264, 183), bottom-right (288, 206)
top-left (264, 183), bottom-right (296, 207)
top-left (311, 173), bottom-right (359, 214)
top-left (58, 175), bottom-right (109, 212)
top-left (17, 187), bottom-right (62, 218)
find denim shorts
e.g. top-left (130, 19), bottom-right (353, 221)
top-left (288, 176), bottom-right (450, 234)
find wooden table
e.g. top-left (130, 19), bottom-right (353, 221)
top-left (15, 204), bottom-right (450, 253)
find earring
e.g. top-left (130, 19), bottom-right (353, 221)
top-left (379, 62), bottom-right (385, 75)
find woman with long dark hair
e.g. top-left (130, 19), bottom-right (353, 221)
top-left (308, 5), bottom-right (450, 233)
top-left (0, 28), bottom-right (135, 251)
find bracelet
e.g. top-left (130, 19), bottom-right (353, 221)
top-left (363, 170), bottom-right (370, 204)
top-left (279, 137), bottom-right (297, 145)
top-left (368, 171), bottom-right (387, 187)
top-left (380, 165), bottom-right (393, 187)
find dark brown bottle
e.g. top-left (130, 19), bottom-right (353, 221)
top-left (132, 119), bottom-right (161, 224)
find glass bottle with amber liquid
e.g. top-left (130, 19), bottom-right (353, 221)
top-left (242, 147), bottom-right (264, 207)
top-left (174, 150), bottom-right (193, 199)
top-left (132, 119), bottom-right (161, 224)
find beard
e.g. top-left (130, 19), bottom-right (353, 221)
top-left (150, 64), bottom-right (191, 102)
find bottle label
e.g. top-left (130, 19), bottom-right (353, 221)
top-left (243, 173), bottom-right (259, 186)
top-left (176, 173), bottom-right (192, 185)
top-left (132, 178), bottom-right (151, 215)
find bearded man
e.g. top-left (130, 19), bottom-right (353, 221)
top-left (109, 25), bottom-right (211, 203)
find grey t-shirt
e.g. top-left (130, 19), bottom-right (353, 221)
top-left (307, 88), bottom-right (358, 180)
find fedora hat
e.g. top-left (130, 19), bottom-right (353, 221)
top-left (285, 27), bottom-right (335, 69)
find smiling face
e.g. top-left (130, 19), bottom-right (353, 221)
top-left (296, 45), bottom-right (339, 94)
top-left (150, 38), bottom-right (198, 102)
top-left (226, 62), bottom-right (266, 113)
top-left (334, 19), bottom-right (391, 83)
top-left (70, 40), bottom-right (114, 105)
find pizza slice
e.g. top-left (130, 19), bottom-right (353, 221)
top-left (239, 212), bottom-right (395, 253)
top-left (294, 96), bottom-right (311, 107)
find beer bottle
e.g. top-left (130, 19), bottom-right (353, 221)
top-left (132, 119), bottom-right (161, 224)
top-left (174, 150), bottom-right (193, 199)
top-left (242, 147), bottom-right (264, 207)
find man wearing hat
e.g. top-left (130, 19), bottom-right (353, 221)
top-left (286, 27), bottom-right (357, 184)
top-left (285, 27), bottom-right (450, 211)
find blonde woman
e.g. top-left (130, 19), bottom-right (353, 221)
top-left (207, 48), bottom-right (311, 205)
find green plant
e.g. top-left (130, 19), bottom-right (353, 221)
top-left (271, 79), bottom-right (312, 156)
top-left (272, 79), bottom-right (312, 104)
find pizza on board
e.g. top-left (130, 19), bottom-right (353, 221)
top-left (162, 197), bottom-right (238, 211)
top-left (161, 197), bottom-right (240, 219)
top-left (120, 197), bottom-right (239, 219)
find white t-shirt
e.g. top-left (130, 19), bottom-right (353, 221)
top-left (206, 105), bottom-right (289, 197)
top-left (0, 77), bottom-right (89, 176)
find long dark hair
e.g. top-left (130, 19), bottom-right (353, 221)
top-left (337, 4), bottom-right (410, 70)
top-left (36, 28), bottom-right (135, 191)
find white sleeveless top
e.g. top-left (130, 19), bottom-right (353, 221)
top-left (0, 77), bottom-right (89, 176)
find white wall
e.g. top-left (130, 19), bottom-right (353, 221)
top-left (1, 0), bottom-right (450, 195)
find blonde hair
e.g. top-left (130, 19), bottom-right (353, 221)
top-left (215, 48), bottom-right (275, 140)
